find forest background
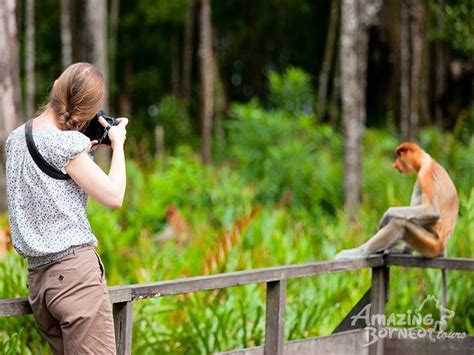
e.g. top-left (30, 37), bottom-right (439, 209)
top-left (0, 0), bottom-right (473, 353)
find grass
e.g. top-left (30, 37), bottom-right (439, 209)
top-left (0, 126), bottom-right (472, 354)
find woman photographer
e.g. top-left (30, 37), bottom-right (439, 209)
top-left (5, 62), bottom-right (127, 354)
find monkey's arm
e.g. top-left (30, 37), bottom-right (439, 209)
top-left (378, 205), bottom-right (440, 229)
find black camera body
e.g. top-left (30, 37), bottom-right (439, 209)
top-left (81, 110), bottom-right (119, 145)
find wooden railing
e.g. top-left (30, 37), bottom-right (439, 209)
top-left (1, 255), bottom-right (473, 355)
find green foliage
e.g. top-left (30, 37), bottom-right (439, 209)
top-left (137, 0), bottom-right (188, 27)
top-left (267, 67), bottom-right (314, 114)
top-left (226, 99), bottom-right (342, 213)
top-left (154, 95), bottom-right (195, 151)
top-left (1, 136), bottom-right (472, 352)
top-left (0, 253), bottom-right (50, 355)
top-left (1, 64), bottom-right (473, 352)
top-left (433, 0), bottom-right (474, 55)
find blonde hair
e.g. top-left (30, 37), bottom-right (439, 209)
top-left (43, 62), bottom-right (105, 131)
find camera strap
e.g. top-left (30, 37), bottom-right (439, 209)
top-left (25, 119), bottom-right (71, 180)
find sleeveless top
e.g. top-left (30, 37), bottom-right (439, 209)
top-left (5, 124), bottom-right (98, 269)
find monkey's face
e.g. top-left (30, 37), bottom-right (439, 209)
top-left (392, 142), bottom-right (422, 174)
top-left (166, 206), bottom-right (178, 218)
top-left (392, 156), bottom-right (414, 174)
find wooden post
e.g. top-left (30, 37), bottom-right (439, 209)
top-left (370, 266), bottom-right (389, 355)
top-left (113, 301), bottom-right (132, 355)
top-left (264, 280), bottom-right (286, 355)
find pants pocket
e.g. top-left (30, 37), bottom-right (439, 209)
top-left (93, 249), bottom-right (106, 284)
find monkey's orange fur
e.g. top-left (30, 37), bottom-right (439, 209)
top-left (393, 142), bottom-right (458, 255)
top-left (335, 142), bottom-right (458, 259)
top-left (155, 206), bottom-right (191, 246)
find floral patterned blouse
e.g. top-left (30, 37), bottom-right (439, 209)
top-left (5, 123), bottom-right (97, 268)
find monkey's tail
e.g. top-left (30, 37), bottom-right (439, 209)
top-left (440, 247), bottom-right (448, 332)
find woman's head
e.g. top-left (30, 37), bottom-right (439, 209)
top-left (47, 63), bottom-right (105, 131)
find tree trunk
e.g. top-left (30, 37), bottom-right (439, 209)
top-left (329, 49), bottom-right (340, 127)
top-left (213, 51), bottom-right (227, 151)
top-left (434, 0), bottom-right (446, 125)
top-left (341, 0), bottom-right (382, 217)
top-left (0, 0), bottom-right (21, 211)
top-left (182, 0), bottom-right (195, 102)
top-left (171, 33), bottom-right (180, 96)
top-left (341, 0), bottom-right (362, 216)
top-left (419, 7), bottom-right (430, 125)
top-left (119, 58), bottom-right (133, 116)
top-left (400, 0), bottom-right (410, 140)
top-left (109, 0), bottom-right (120, 112)
top-left (199, 0), bottom-right (214, 164)
top-left (317, 0), bottom-right (339, 122)
top-left (84, 0), bottom-right (108, 110)
top-left (408, 0), bottom-right (425, 139)
top-left (25, 0), bottom-right (35, 118)
top-left (60, 0), bottom-right (72, 69)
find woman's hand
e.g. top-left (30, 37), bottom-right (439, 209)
top-left (98, 116), bottom-right (128, 149)
top-left (66, 116), bottom-right (129, 208)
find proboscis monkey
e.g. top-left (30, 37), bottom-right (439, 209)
top-left (155, 206), bottom-right (191, 245)
top-left (0, 227), bottom-right (12, 259)
top-left (335, 142), bottom-right (458, 260)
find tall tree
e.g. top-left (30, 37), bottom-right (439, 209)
top-left (109, 0), bottom-right (120, 111)
top-left (316, 0), bottom-right (340, 121)
top-left (434, 0), bottom-right (447, 125)
top-left (171, 33), bottom-right (180, 96)
top-left (84, 0), bottom-right (108, 110)
top-left (400, 0), bottom-right (410, 140)
top-left (0, 0), bottom-right (21, 210)
top-left (83, 0), bottom-right (109, 166)
top-left (408, 0), bottom-right (425, 139)
top-left (340, 0), bottom-right (382, 216)
top-left (329, 51), bottom-right (341, 127)
top-left (25, 0), bottom-right (35, 118)
top-left (60, 0), bottom-right (72, 69)
top-left (182, 0), bottom-right (196, 103)
top-left (199, 0), bottom-right (214, 164)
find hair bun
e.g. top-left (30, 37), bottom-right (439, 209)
top-left (61, 110), bottom-right (82, 131)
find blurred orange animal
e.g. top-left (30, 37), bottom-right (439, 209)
top-left (155, 206), bottom-right (191, 246)
top-left (0, 226), bottom-right (12, 259)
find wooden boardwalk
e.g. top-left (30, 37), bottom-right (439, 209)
top-left (1, 255), bottom-right (473, 355)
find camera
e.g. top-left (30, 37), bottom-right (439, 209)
top-left (81, 110), bottom-right (119, 145)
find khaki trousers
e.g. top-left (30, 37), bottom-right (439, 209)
top-left (27, 246), bottom-right (116, 354)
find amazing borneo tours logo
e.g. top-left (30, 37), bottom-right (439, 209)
top-left (350, 295), bottom-right (467, 346)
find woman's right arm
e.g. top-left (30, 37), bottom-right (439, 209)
top-left (65, 117), bottom-right (128, 208)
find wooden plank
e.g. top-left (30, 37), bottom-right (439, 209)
top-left (124, 256), bottom-right (384, 300)
top-left (369, 266), bottom-right (389, 355)
top-left (217, 329), bottom-right (369, 355)
top-left (108, 286), bottom-right (133, 303)
top-left (0, 257), bottom-right (382, 317)
top-left (113, 301), bottom-right (132, 355)
top-left (217, 331), bottom-right (474, 355)
top-left (3, 255), bottom-right (474, 318)
top-left (385, 334), bottom-right (474, 355)
top-left (385, 255), bottom-right (474, 271)
top-left (264, 280), bottom-right (286, 355)
top-left (333, 288), bottom-right (371, 333)
top-left (0, 297), bottom-right (31, 317)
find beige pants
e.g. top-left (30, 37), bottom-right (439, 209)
top-left (27, 246), bottom-right (116, 354)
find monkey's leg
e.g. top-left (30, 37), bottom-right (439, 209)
top-left (356, 219), bottom-right (407, 256)
top-left (334, 220), bottom-right (405, 260)
top-left (360, 219), bottom-right (441, 257)
top-left (401, 221), bottom-right (441, 257)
